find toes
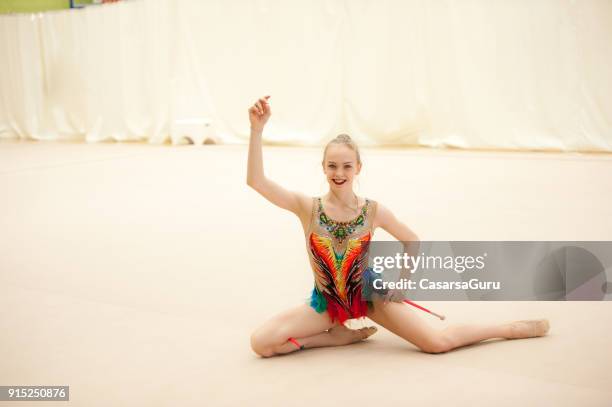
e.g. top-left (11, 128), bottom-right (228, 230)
top-left (538, 319), bottom-right (550, 336)
top-left (358, 326), bottom-right (378, 340)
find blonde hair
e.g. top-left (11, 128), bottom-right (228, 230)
top-left (323, 134), bottom-right (361, 165)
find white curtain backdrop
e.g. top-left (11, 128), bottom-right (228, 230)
top-left (0, 0), bottom-right (611, 151)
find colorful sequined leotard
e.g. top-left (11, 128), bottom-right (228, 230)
top-left (306, 196), bottom-right (378, 324)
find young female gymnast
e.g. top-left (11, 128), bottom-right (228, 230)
top-left (247, 95), bottom-right (550, 357)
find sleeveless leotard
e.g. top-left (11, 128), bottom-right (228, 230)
top-left (306, 196), bottom-right (378, 324)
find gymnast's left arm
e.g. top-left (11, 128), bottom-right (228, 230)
top-left (374, 203), bottom-right (421, 302)
top-left (374, 202), bottom-right (420, 244)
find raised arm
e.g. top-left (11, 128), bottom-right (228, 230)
top-left (246, 96), bottom-right (311, 218)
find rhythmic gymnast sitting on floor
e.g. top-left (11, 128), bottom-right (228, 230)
top-left (247, 95), bottom-right (549, 357)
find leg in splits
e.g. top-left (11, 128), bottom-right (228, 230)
top-left (367, 300), bottom-right (550, 354)
top-left (250, 304), bottom-right (377, 357)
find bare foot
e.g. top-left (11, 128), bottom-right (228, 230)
top-left (507, 319), bottom-right (550, 339)
top-left (328, 324), bottom-right (377, 346)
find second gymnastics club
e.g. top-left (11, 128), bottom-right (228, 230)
top-left (403, 299), bottom-right (446, 320)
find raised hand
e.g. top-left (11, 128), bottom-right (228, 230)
top-left (248, 95), bottom-right (271, 131)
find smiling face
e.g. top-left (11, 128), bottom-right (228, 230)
top-left (322, 143), bottom-right (362, 191)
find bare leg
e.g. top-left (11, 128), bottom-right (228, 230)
top-left (251, 304), bottom-right (377, 357)
top-left (368, 300), bottom-right (549, 354)
top-left (270, 324), bottom-right (377, 355)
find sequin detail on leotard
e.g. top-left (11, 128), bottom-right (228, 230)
top-left (306, 197), bottom-right (377, 324)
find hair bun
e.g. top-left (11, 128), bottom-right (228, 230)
top-left (335, 134), bottom-right (352, 143)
